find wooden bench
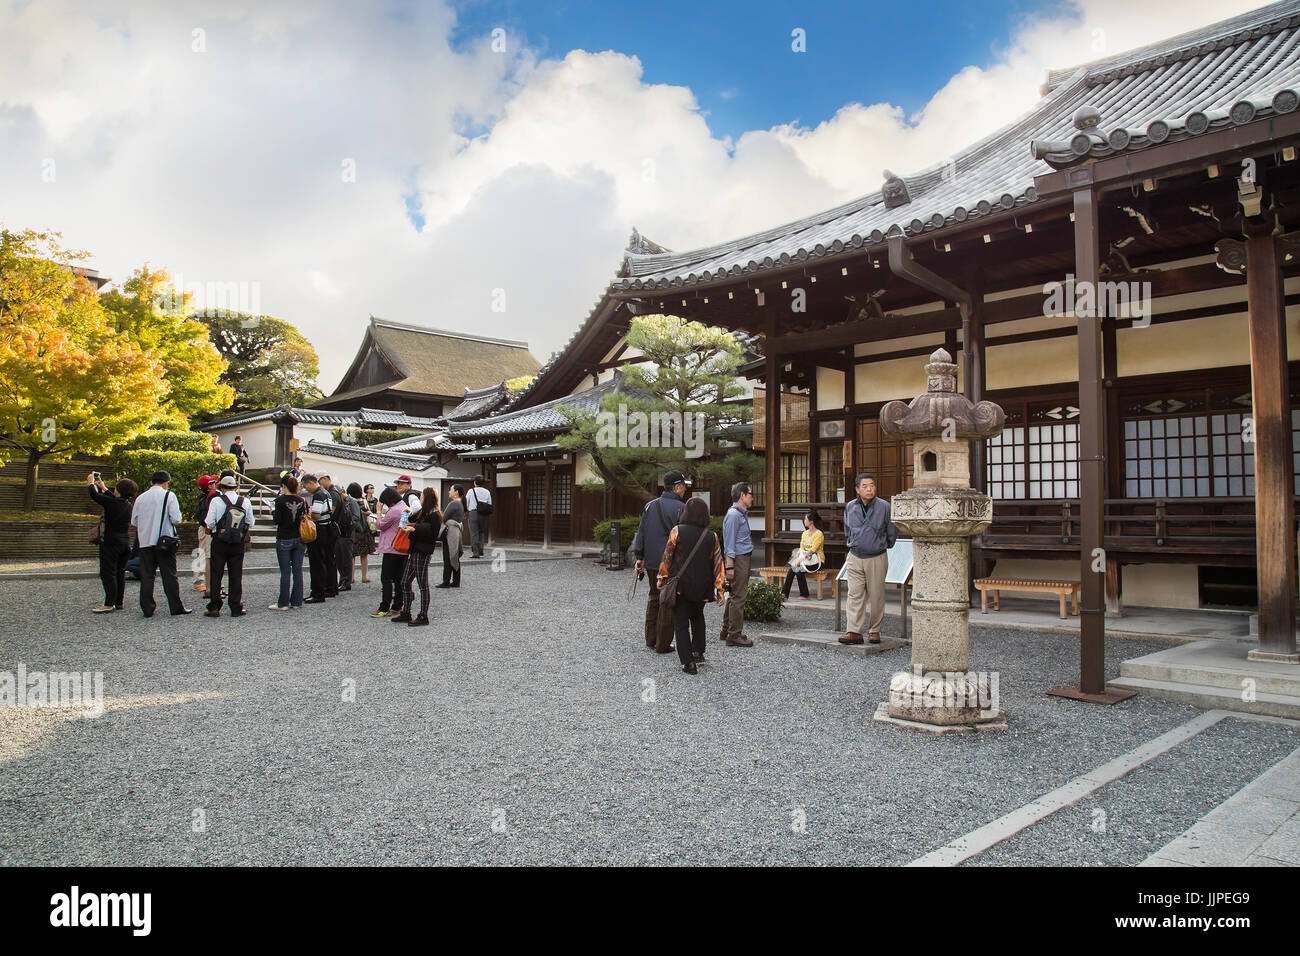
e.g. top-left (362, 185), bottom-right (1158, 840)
top-left (758, 566), bottom-right (837, 600)
top-left (973, 577), bottom-right (1080, 619)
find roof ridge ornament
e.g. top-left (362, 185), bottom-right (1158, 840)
top-left (627, 228), bottom-right (668, 256)
top-left (882, 170), bottom-right (911, 209)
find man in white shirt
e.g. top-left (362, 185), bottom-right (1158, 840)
top-left (464, 476), bottom-right (492, 558)
top-left (130, 470), bottom-right (191, 617)
top-left (203, 473), bottom-right (255, 617)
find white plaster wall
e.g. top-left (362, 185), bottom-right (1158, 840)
top-left (210, 421), bottom-right (275, 467)
top-left (986, 335), bottom-right (1079, 391)
top-left (294, 451), bottom-right (446, 493)
top-left (855, 355), bottom-right (929, 405)
top-left (986, 557), bottom-right (1200, 609)
top-left (816, 367), bottom-right (845, 411)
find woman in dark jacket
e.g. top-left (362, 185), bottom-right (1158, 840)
top-left (271, 474), bottom-right (306, 610)
top-left (89, 472), bottom-right (137, 613)
top-left (395, 487), bottom-right (441, 627)
top-left (656, 497), bottom-right (725, 674)
top-left (437, 484), bottom-right (465, 588)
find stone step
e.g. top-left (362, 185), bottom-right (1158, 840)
top-left (1119, 644), bottom-right (1300, 697)
top-left (1105, 675), bottom-right (1300, 720)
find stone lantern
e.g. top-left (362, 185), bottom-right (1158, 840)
top-left (874, 348), bottom-right (1008, 732)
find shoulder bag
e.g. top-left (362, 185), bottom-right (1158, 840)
top-left (156, 491), bottom-right (180, 555)
top-left (658, 526), bottom-right (711, 615)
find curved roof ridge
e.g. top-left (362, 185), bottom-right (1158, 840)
top-left (1043, 0), bottom-right (1300, 92)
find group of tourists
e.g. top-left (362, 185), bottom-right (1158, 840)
top-left (88, 463), bottom-right (496, 625)
top-left (631, 472), bottom-right (759, 675)
top-left (632, 469), bottom-right (898, 673)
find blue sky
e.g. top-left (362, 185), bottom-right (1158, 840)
top-left (449, 0), bottom-right (1074, 139)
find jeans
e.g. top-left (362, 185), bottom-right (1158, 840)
top-left (275, 537), bottom-right (305, 607)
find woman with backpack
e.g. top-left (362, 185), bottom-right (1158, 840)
top-left (656, 497), bottom-right (726, 675)
top-left (271, 474), bottom-right (306, 610)
top-left (395, 487), bottom-right (441, 627)
top-left (371, 487), bottom-right (408, 618)
top-left (88, 472), bottom-right (137, 613)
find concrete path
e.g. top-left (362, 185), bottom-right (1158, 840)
top-left (1142, 729), bottom-right (1300, 867)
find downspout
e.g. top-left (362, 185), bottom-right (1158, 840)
top-left (887, 236), bottom-right (975, 399)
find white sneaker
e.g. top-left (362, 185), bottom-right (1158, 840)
top-left (268, 603), bottom-right (289, 611)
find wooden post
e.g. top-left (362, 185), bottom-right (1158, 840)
top-left (1050, 186), bottom-right (1129, 702)
top-left (543, 460), bottom-right (553, 551)
top-left (765, 325), bottom-right (781, 568)
top-left (1246, 233), bottom-right (1298, 661)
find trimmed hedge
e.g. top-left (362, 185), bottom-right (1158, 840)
top-left (114, 430), bottom-right (214, 454)
top-left (111, 450), bottom-right (237, 515)
top-left (743, 577), bottom-right (783, 622)
top-left (331, 427), bottom-right (424, 448)
top-left (593, 514), bottom-right (641, 547)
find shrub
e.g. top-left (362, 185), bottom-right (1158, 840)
top-left (330, 427), bottom-right (424, 448)
top-left (708, 515), bottom-right (723, 537)
top-left (743, 577), bottom-right (783, 623)
top-left (592, 514), bottom-right (642, 547)
top-left (111, 450), bottom-right (237, 515)
top-left (114, 430), bottom-right (213, 454)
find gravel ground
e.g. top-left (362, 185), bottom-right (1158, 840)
top-left (963, 717), bottom-right (1300, 866)
top-left (0, 559), bottom-right (1293, 866)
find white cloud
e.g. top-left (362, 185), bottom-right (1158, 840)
top-left (0, 0), bottom-right (1273, 390)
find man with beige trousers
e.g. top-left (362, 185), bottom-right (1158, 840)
top-left (839, 472), bottom-right (898, 645)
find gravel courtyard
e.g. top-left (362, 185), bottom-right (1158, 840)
top-left (2, 555), bottom-right (1297, 866)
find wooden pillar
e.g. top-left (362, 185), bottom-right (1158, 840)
top-left (543, 460), bottom-right (553, 551)
top-left (966, 277), bottom-right (986, 493)
top-left (843, 355), bottom-right (857, 504)
top-left (809, 368), bottom-right (820, 503)
top-left (1049, 186), bottom-right (1113, 700)
top-left (1102, 312), bottom-right (1123, 617)
top-left (1246, 233), bottom-right (1298, 661)
top-left (764, 325), bottom-right (780, 567)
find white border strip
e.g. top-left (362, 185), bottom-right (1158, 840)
top-left (906, 710), bottom-right (1227, 866)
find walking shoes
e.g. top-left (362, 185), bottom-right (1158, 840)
top-left (838, 632), bottom-right (864, 645)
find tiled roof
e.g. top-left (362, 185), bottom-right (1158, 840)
top-left (459, 441), bottom-right (562, 461)
top-left (366, 430), bottom-right (474, 454)
top-left (448, 373), bottom-right (630, 440)
top-left (442, 382), bottom-right (511, 422)
top-left (300, 440), bottom-right (443, 471)
top-left (611, 0), bottom-right (1300, 291)
top-left (202, 404), bottom-right (444, 431)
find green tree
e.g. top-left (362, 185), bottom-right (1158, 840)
top-left (99, 264), bottom-right (233, 420)
top-left (0, 230), bottom-right (168, 509)
top-left (556, 315), bottom-right (759, 501)
top-left (199, 312), bottom-right (323, 417)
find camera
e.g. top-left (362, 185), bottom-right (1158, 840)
top-left (92, 472), bottom-right (100, 481)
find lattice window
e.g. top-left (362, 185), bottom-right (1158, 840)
top-left (551, 470), bottom-right (572, 515)
top-left (986, 403), bottom-right (1077, 499)
top-left (526, 473), bottom-right (545, 515)
top-left (779, 453), bottom-right (810, 503)
top-left (818, 444), bottom-right (842, 501)
top-left (1122, 391), bottom-right (1260, 498)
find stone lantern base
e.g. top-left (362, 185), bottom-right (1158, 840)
top-left (872, 667), bottom-right (1007, 734)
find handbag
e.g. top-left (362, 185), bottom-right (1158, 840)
top-left (658, 526), bottom-right (711, 614)
top-left (788, 547), bottom-right (821, 573)
top-left (156, 491), bottom-right (180, 555)
top-left (88, 518), bottom-right (104, 545)
top-left (392, 525), bottom-right (411, 554)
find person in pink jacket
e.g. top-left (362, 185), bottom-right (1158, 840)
top-left (371, 487), bottom-right (408, 618)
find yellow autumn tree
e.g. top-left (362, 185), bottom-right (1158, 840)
top-left (0, 229), bottom-right (167, 509)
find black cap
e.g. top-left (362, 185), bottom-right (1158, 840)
top-left (663, 470), bottom-right (690, 487)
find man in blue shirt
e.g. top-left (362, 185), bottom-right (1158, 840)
top-left (720, 481), bottom-right (755, 647)
top-left (840, 472), bottom-right (898, 645)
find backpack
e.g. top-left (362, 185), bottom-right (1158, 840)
top-left (215, 495), bottom-right (250, 546)
top-left (336, 496), bottom-right (355, 536)
top-left (470, 487), bottom-right (493, 517)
